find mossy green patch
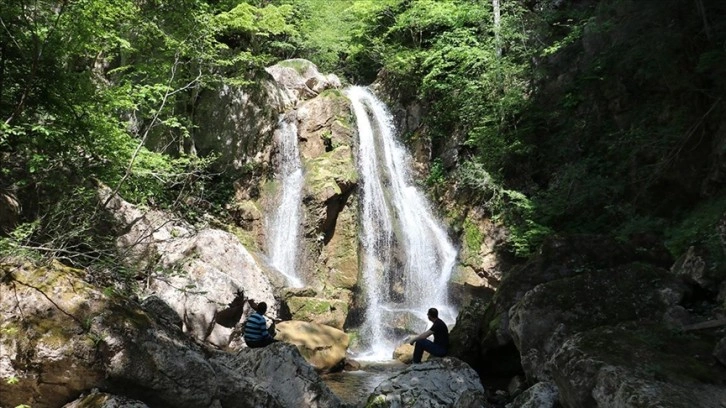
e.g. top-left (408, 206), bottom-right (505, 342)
top-left (277, 59), bottom-right (315, 74)
top-left (319, 89), bottom-right (345, 99)
top-left (463, 218), bottom-right (483, 253)
top-left (304, 145), bottom-right (358, 197)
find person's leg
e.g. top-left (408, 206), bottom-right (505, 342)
top-left (425, 342), bottom-right (446, 357)
top-left (246, 339), bottom-right (263, 348)
top-left (261, 337), bottom-right (277, 347)
top-left (413, 339), bottom-right (435, 363)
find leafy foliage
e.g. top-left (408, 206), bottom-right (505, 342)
top-left (0, 0), bottom-right (301, 272)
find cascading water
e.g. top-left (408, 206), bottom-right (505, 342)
top-left (266, 117), bottom-right (305, 288)
top-left (347, 86), bottom-right (458, 360)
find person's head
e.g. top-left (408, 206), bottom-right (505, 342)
top-left (256, 302), bottom-right (268, 315)
top-left (427, 307), bottom-right (438, 321)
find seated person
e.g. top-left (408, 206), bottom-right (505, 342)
top-left (408, 307), bottom-right (448, 363)
top-left (243, 301), bottom-right (277, 348)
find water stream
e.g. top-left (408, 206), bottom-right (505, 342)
top-left (346, 86), bottom-right (458, 360)
top-left (265, 117), bottom-right (305, 288)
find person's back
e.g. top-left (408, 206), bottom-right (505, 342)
top-left (243, 302), bottom-right (276, 348)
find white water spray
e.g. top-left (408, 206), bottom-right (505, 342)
top-left (266, 117), bottom-right (305, 288)
top-left (347, 86), bottom-right (458, 360)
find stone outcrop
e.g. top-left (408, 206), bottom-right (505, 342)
top-left (1, 261), bottom-right (109, 408)
top-left (266, 59), bottom-right (342, 104)
top-left (100, 186), bottom-right (283, 347)
top-left (210, 342), bottom-right (344, 408)
top-left (1, 261), bottom-right (344, 408)
top-left (364, 358), bottom-right (488, 408)
top-left (295, 89), bottom-right (358, 297)
top-left (274, 320), bottom-right (349, 372)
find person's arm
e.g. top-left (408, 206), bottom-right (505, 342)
top-left (409, 329), bottom-right (433, 345)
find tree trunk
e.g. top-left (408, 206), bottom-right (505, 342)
top-left (493, 0), bottom-right (502, 57)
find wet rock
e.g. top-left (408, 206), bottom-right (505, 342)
top-left (365, 358), bottom-right (488, 408)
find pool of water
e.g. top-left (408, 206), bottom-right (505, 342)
top-left (322, 360), bottom-right (407, 407)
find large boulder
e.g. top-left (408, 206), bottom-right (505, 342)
top-left (274, 320), bottom-right (349, 372)
top-left (1, 260), bottom-right (345, 408)
top-left (505, 382), bottom-right (558, 408)
top-left (212, 342), bottom-right (344, 408)
top-left (449, 234), bottom-right (679, 372)
top-left (0, 191), bottom-right (20, 235)
top-left (508, 263), bottom-right (684, 381)
top-left (100, 186), bottom-right (282, 347)
top-left (0, 261), bottom-right (108, 408)
top-left (364, 358), bottom-right (488, 408)
top-left (551, 325), bottom-right (726, 407)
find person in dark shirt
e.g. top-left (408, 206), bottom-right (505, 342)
top-left (243, 302), bottom-right (277, 348)
top-left (408, 307), bottom-right (449, 363)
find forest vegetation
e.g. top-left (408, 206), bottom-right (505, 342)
top-left (2, 0), bottom-right (725, 278)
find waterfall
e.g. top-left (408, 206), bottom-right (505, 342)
top-left (347, 86), bottom-right (458, 360)
top-left (266, 117), bottom-right (305, 288)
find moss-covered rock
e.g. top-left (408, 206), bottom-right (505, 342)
top-left (286, 296), bottom-right (349, 329)
top-left (0, 261), bottom-right (107, 408)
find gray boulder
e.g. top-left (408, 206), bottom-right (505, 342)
top-left (365, 358), bottom-right (488, 408)
top-left (508, 263), bottom-right (684, 381)
top-left (100, 185), bottom-right (281, 347)
top-left (210, 342), bottom-right (344, 408)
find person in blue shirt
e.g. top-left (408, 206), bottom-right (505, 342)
top-left (243, 301), bottom-right (277, 348)
top-left (408, 307), bottom-right (449, 363)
